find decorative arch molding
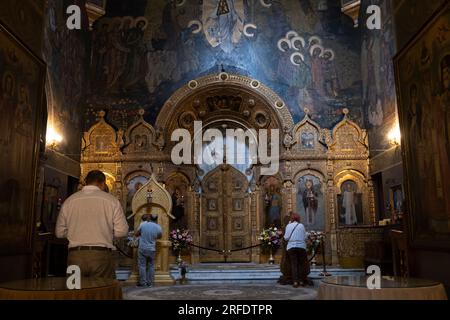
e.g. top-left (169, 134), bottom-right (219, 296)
top-left (334, 169), bottom-right (374, 225)
top-left (166, 170), bottom-right (192, 186)
top-left (123, 170), bottom-right (152, 185)
top-left (155, 73), bottom-right (295, 132)
top-left (328, 109), bottom-right (369, 157)
top-left (293, 168), bottom-right (327, 184)
top-left (334, 169), bottom-right (368, 187)
top-left (123, 108), bottom-right (158, 155)
top-left (259, 172), bottom-right (283, 186)
top-left (291, 108), bottom-right (328, 153)
top-left (81, 110), bottom-right (123, 162)
top-left (201, 164), bottom-right (249, 192)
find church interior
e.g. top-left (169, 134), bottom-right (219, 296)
top-left (0, 0), bottom-right (449, 301)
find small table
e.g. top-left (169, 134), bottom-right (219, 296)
top-left (0, 278), bottom-right (123, 300)
top-left (318, 276), bottom-right (447, 300)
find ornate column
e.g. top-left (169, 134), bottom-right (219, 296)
top-left (327, 160), bottom-right (339, 266)
top-left (250, 188), bottom-right (260, 263)
top-left (191, 191), bottom-right (201, 264)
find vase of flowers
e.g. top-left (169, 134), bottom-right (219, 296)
top-left (306, 231), bottom-right (325, 266)
top-left (169, 229), bottom-right (193, 265)
top-left (258, 227), bottom-right (283, 264)
top-left (306, 230), bottom-right (325, 255)
top-left (126, 231), bottom-right (139, 248)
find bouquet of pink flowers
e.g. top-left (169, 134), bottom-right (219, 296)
top-left (169, 229), bottom-right (193, 251)
top-left (258, 227), bottom-right (284, 248)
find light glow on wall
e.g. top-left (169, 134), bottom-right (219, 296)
top-left (46, 125), bottom-right (63, 147)
top-left (388, 123), bottom-right (401, 146)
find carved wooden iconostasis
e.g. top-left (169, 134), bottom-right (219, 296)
top-left (80, 73), bottom-right (378, 269)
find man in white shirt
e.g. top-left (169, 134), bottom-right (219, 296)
top-left (283, 212), bottom-right (308, 287)
top-left (56, 170), bottom-right (129, 279)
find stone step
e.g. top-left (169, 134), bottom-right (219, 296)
top-left (116, 265), bottom-right (365, 284)
top-left (169, 264), bottom-right (364, 284)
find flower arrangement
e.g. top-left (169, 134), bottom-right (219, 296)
top-left (258, 227), bottom-right (284, 248)
top-left (169, 229), bottom-right (193, 252)
top-left (127, 231), bottom-right (139, 248)
top-left (306, 230), bottom-right (325, 254)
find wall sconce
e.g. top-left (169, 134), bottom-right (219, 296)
top-left (388, 124), bottom-right (401, 146)
top-left (46, 126), bottom-right (63, 149)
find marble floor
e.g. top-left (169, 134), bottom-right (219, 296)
top-left (123, 283), bottom-right (318, 300)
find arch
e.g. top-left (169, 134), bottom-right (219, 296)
top-left (259, 172), bottom-right (283, 186)
top-left (155, 73), bottom-right (295, 131)
top-left (334, 169), bottom-right (368, 188)
top-left (123, 170), bottom-right (152, 184)
top-left (292, 109), bottom-right (327, 152)
top-left (166, 170), bottom-right (191, 186)
top-left (123, 109), bottom-right (157, 154)
top-left (293, 168), bottom-right (326, 184)
top-left (334, 169), bottom-right (371, 226)
top-left (329, 109), bottom-right (368, 151)
top-left (81, 110), bottom-right (122, 161)
top-left (201, 164), bottom-right (249, 192)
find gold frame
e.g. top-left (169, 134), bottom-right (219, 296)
top-left (393, 2), bottom-right (450, 249)
top-left (0, 21), bottom-right (46, 254)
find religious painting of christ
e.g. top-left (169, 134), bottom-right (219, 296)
top-left (0, 23), bottom-right (45, 254)
top-left (202, 0), bottom-right (245, 53)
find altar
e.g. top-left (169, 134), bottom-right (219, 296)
top-left (80, 73), bottom-right (379, 278)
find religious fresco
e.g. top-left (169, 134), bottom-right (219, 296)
top-left (296, 175), bottom-right (324, 231)
top-left (43, 0), bottom-right (90, 158)
top-left (361, 0), bottom-right (397, 151)
top-left (86, 0), bottom-right (363, 130)
top-left (0, 23), bottom-right (46, 253)
top-left (394, 2), bottom-right (450, 247)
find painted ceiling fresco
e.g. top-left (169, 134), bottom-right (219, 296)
top-left (85, 0), bottom-right (363, 130)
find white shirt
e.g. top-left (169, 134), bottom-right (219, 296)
top-left (284, 222), bottom-right (307, 250)
top-left (55, 186), bottom-right (129, 249)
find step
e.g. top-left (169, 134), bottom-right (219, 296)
top-left (116, 265), bottom-right (365, 284)
top-left (169, 264), bottom-right (364, 284)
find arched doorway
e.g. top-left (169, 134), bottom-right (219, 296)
top-left (155, 73), bottom-right (295, 264)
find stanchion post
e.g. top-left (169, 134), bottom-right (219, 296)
top-left (319, 238), bottom-right (331, 277)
